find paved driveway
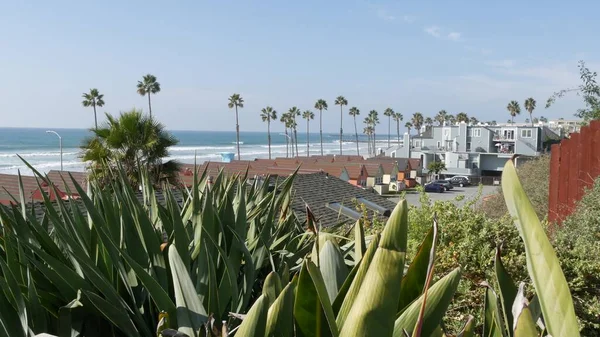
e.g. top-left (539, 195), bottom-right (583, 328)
top-left (388, 185), bottom-right (498, 207)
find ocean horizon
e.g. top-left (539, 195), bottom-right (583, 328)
top-left (0, 127), bottom-right (396, 176)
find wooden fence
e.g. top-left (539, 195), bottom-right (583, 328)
top-left (548, 120), bottom-right (600, 223)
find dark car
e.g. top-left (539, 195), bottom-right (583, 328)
top-left (447, 176), bottom-right (471, 187)
top-left (424, 183), bottom-right (445, 193)
top-left (432, 180), bottom-right (453, 191)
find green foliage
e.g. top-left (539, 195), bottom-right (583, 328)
top-left (427, 161), bottom-right (447, 175)
top-left (546, 60), bottom-right (600, 121)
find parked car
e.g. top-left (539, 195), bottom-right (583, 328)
top-left (432, 180), bottom-right (453, 191)
top-left (424, 183), bottom-right (445, 193)
top-left (447, 176), bottom-right (471, 187)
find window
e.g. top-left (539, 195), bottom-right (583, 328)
top-left (472, 128), bottom-right (481, 137)
top-left (521, 129), bottom-right (532, 138)
top-left (375, 177), bottom-right (383, 184)
top-left (466, 142), bottom-right (471, 152)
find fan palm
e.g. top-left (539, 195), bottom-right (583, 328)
top-left (456, 112), bottom-right (469, 123)
top-left (367, 110), bottom-right (380, 155)
top-left (348, 107), bottom-right (361, 155)
top-left (260, 106), bottom-right (277, 159)
top-left (228, 93), bottom-right (245, 160)
top-left (280, 113), bottom-right (291, 157)
top-left (524, 97), bottom-right (536, 126)
top-left (383, 108), bottom-right (394, 148)
top-left (314, 99), bottom-right (328, 155)
top-left (302, 110), bottom-right (315, 157)
top-left (82, 88), bottom-right (105, 130)
top-left (363, 120), bottom-right (373, 155)
top-left (446, 114), bottom-right (456, 125)
top-left (411, 112), bottom-right (424, 135)
top-left (136, 74), bottom-right (161, 118)
top-left (507, 100), bottom-right (521, 124)
top-left (392, 112), bottom-right (403, 145)
top-left (289, 107), bottom-right (301, 157)
top-left (405, 121), bottom-right (413, 135)
top-left (435, 110), bottom-right (447, 126)
top-left (335, 96), bottom-right (348, 154)
top-left (425, 117), bottom-right (433, 130)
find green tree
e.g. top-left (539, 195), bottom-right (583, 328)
top-left (228, 93), bottom-right (245, 160)
top-left (392, 112), bottom-right (403, 144)
top-left (367, 110), bottom-right (380, 155)
top-left (260, 106), bottom-right (277, 159)
top-left (546, 60), bottom-right (600, 122)
top-left (363, 121), bottom-right (373, 155)
top-left (456, 112), bottom-right (469, 123)
top-left (349, 107), bottom-right (361, 155)
top-left (302, 110), bottom-right (315, 156)
top-left (427, 160), bottom-right (446, 177)
top-left (405, 121), bottom-right (413, 135)
top-left (411, 112), bottom-right (424, 135)
top-left (82, 88), bottom-right (105, 130)
top-left (136, 74), bottom-right (161, 118)
top-left (289, 107), bottom-right (301, 157)
top-left (383, 108), bottom-right (394, 147)
top-left (469, 116), bottom-right (479, 125)
top-left (532, 117), bottom-right (540, 124)
top-left (447, 114), bottom-right (456, 125)
top-left (424, 116), bottom-right (433, 130)
top-left (540, 116), bottom-right (548, 123)
top-left (435, 110), bottom-right (448, 126)
top-left (335, 96), bottom-right (348, 154)
top-left (524, 97), bottom-right (537, 126)
top-left (280, 112), bottom-right (291, 157)
top-left (507, 100), bottom-right (521, 124)
top-left (81, 109), bottom-right (180, 187)
top-left (314, 99), bottom-right (328, 155)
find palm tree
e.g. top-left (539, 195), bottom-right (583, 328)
top-left (383, 108), bottom-right (394, 147)
top-left (136, 74), bottom-right (161, 118)
top-left (491, 120), bottom-right (497, 126)
top-left (532, 117), bottom-right (540, 124)
top-left (392, 112), bottom-right (403, 144)
top-left (405, 122), bottom-right (413, 135)
top-left (368, 110), bottom-right (380, 155)
top-left (435, 110), bottom-right (448, 126)
top-left (540, 116), bottom-right (548, 123)
top-left (456, 112), bottom-right (469, 123)
top-left (469, 116), bottom-right (479, 125)
top-left (289, 107), bottom-right (301, 157)
top-left (363, 124), bottom-right (373, 155)
top-left (334, 96), bottom-right (348, 155)
top-left (507, 100), bottom-right (521, 124)
top-left (446, 114), bottom-right (456, 125)
top-left (260, 106), bottom-right (277, 159)
top-left (348, 107), bottom-right (361, 155)
top-left (424, 117), bottom-right (434, 130)
top-left (524, 97), bottom-right (536, 126)
top-left (82, 88), bottom-right (105, 130)
top-left (302, 110), bottom-right (315, 157)
top-left (411, 112), bottom-right (424, 135)
top-left (81, 108), bottom-right (180, 187)
top-left (280, 113), bottom-right (290, 157)
top-left (314, 99), bottom-right (328, 155)
top-left (228, 93), bottom-right (245, 160)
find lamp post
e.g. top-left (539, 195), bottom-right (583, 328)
top-left (46, 130), bottom-right (63, 171)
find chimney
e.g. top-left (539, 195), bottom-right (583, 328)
top-left (402, 132), bottom-right (411, 158)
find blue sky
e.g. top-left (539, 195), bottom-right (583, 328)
top-left (0, 0), bottom-right (597, 132)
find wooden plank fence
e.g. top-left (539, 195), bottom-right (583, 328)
top-left (548, 120), bottom-right (600, 223)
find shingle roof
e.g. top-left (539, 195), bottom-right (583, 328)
top-left (408, 158), bottom-right (422, 170)
top-left (366, 157), bottom-right (409, 172)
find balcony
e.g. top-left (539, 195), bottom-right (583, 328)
top-left (493, 135), bottom-right (515, 142)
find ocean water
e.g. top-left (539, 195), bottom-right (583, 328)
top-left (0, 127), bottom-right (390, 175)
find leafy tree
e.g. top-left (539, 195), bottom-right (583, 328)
top-left (546, 60), bottom-right (600, 122)
top-left (314, 99), bottom-right (328, 155)
top-left (302, 110), bottom-right (314, 156)
top-left (469, 116), bottom-right (479, 125)
top-left (446, 114), bottom-right (456, 125)
top-left (456, 112), bottom-right (469, 123)
top-left (349, 107), bottom-right (361, 155)
top-left (524, 97), bottom-right (536, 126)
top-left (435, 110), bottom-right (448, 126)
top-left (392, 112), bottom-right (403, 144)
top-left (427, 160), bottom-right (446, 178)
top-left (228, 93), bottom-right (244, 160)
top-left (289, 107), bottom-right (301, 157)
top-left (411, 112), bottom-right (424, 135)
top-left (81, 109), bottom-right (180, 187)
top-left (82, 88), bottom-right (105, 130)
top-left (532, 117), bottom-right (540, 124)
top-left (405, 121), bottom-right (413, 135)
top-left (507, 100), bottom-right (521, 124)
top-left (490, 120), bottom-right (498, 126)
top-left (383, 108), bottom-right (394, 147)
top-left (260, 106), bottom-right (277, 159)
top-left (540, 116), bottom-right (548, 123)
top-left (424, 117), bottom-right (434, 129)
top-left (136, 74), bottom-right (161, 118)
top-left (334, 96), bottom-right (348, 154)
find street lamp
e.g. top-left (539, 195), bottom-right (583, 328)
top-left (46, 130), bottom-right (63, 171)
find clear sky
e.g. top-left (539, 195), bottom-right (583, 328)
top-left (0, 0), bottom-right (597, 132)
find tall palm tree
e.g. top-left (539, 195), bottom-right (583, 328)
top-left (456, 112), bottom-right (469, 123)
top-left (469, 116), bottom-right (479, 125)
top-left (289, 107), bottom-right (301, 157)
top-left (136, 74), bottom-right (161, 118)
top-left (367, 110), bottom-right (380, 155)
top-left (228, 93), bottom-right (245, 160)
top-left (507, 100), bottom-right (521, 124)
top-left (446, 114), bottom-right (456, 125)
top-left (348, 107), bottom-right (361, 155)
top-left (260, 106), bottom-right (277, 159)
top-left (314, 99), bottom-right (328, 155)
top-left (524, 97), bottom-right (536, 126)
top-left (383, 108), bottom-right (394, 147)
top-left (334, 96), bottom-right (348, 155)
top-left (405, 122), bottom-right (413, 135)
top-left (82, 88), bottom-right (105, 130)
top-left (411, 112), bottom-right (424, 135)
top-left (392, 112), bottom-right (403, 144)
top-left (363, 125), bottom-right (373, 155)
top-left (425, 117), bottom-right (434, 130)
top-left (435, 110), bottom-right (447, 126)
top-left (302, 110), bottom-right (315, 157)
top-left (280, 113), bottom-right (290, 157)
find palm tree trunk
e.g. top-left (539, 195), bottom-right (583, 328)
top-left (319, 109), bottom-right (323, 156)
top-left (306, 120), bottom-right (310, 157)
top-left (511, 115), bottom-right (514, 125)
top-left (235, 105), bottom-right (241, 160)
top-left (396, 120), bottom-right (400, 144)
top-left (388, 116), bottom-right (391, 148)
top-left (148, 94), bottom-right (152, 118)
top-left (294, 127), bottom-right (299, 157)
top-left (373, 130), bottom-right (377, 156)
top-left (267, 120), bottom-right (271, 160)
top-left (285, 129), bottom-right (289, 158)
top-left (93, 104), bottom-right (98, 130)
top-left (353, 116), bottom-right (360, 156)
top-left (367, 133), bottom-right (371, 155)
top-left (339, 106), bottom-right (343, 155)
top-left (530, 112), bottom-right (533, 126)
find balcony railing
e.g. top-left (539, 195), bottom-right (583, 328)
top-left (493, 135), bottom-right (515, 141)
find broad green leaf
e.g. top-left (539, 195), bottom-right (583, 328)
top-left (513, 306), bottom-right (538, 337)
top-left (235, 294), bottom-right (269, 337)
top-left (482, 284), bottom-right (503, 337)
top-left (339, 200), bottom-right (409, 337)
top-left (354, 220), bottom-right (366, 262)
top-left (495, 246), bottom-right (517, 337)
top-left (80, 290), bottom-right (139, 337)
top-left (393, 267), bottom-right (461, 337)
top-left (319, 240), bottom-right (349, 302)
top-left (263, 272), bottom-right (283, 307)
top-left (398, 226), bottom-right (435, 312)
top-left (265, 278), bottom-right (297, 337)
top-left (412, 219), bottom-right (438, 337)
top-left (502, 159), bottom-right (579, 337)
